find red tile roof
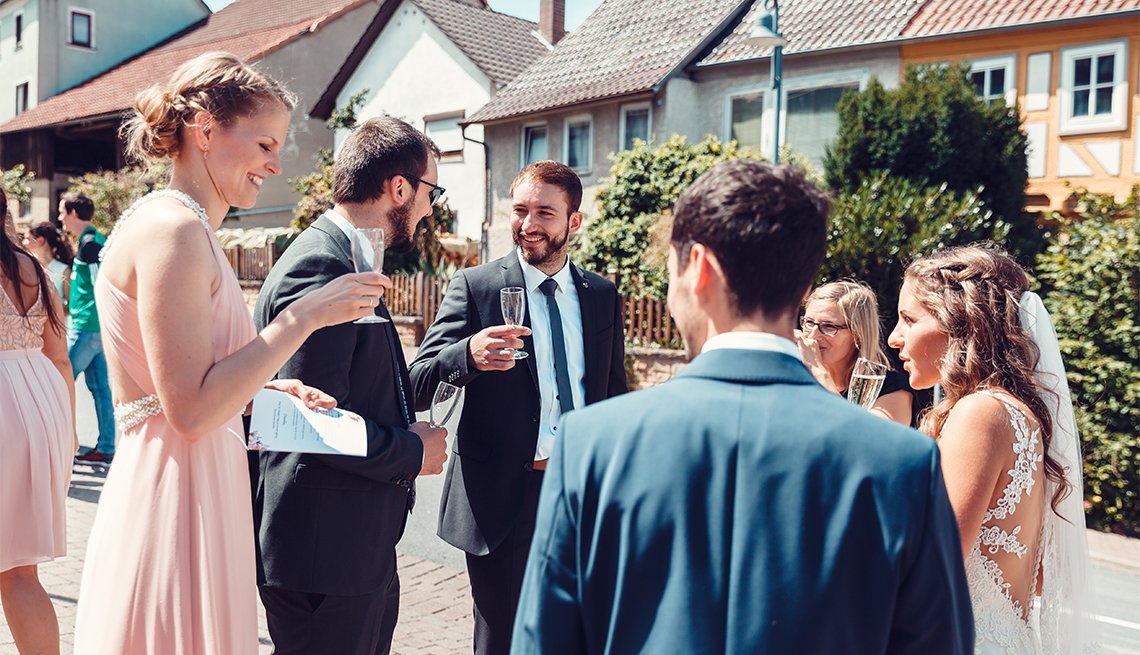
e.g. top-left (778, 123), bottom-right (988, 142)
top-left (0, 0), bottom-right (371, 134)
top-left (902, 0), bottom-right (1140, 37)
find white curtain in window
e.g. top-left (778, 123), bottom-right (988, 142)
top-left (567, 121), bottom-right (590, 170)
top-left (730, 93), bottom-right (763, 151)
top-left (623, 109), bottom-right (649, 150)
top-left (524, 126), bottom-right (548, 165)
top-left (786, 86), bottom-right (855, 166)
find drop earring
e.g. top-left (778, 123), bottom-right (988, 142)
top-left (203, 148), bottom-right (209, 160)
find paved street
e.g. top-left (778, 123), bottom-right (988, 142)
top-left (2, 373), bottom-right (1138, 653)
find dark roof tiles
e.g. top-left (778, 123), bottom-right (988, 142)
top-left (415, 0), bottom-right (548, 85)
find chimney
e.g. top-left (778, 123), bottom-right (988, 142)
top-left (539, 0), bottom-right (565, 45)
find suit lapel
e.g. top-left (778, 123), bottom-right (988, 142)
top-left (571, 264), bottom-right (603, 403)
top-left (501, 252), bottom-right (540, 392)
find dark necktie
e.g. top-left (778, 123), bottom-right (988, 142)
top-left (539, 277), bottom-right (575, 415)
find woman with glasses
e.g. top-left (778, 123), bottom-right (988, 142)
top-left (796, 281), bottom-right (913, 425)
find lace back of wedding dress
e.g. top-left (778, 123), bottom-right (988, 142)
top-left (966, 390), bottom-right (1048, 655)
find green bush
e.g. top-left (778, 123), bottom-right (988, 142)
top-left (68, 161), bottom-right (171, 234)
top-left (824, 64), bottom-right (1044, 263)
top-left (1036, 186), bottom-right (1140, 536)
top-left (818, 174), bottom-right (1011, 326)
top-left (575, 135), bottom-right (761, 298)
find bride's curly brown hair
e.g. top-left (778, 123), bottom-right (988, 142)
top-left (904, 245), bottom-right (1069, 514)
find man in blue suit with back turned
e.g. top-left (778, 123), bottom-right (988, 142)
top-left (510, 160), bottom-right (973, 654)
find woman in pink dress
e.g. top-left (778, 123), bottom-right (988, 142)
top-left (72, 52), bottom-right (387, 654)
top-left (0, 186), bottom-right (76, 655)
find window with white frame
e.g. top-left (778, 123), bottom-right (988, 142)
top-left (424, 111), bottom-right (464, 157)
top-left (521, 124), bottom-right (547, 166)
top-left (785, 85), bottom-right (857, 166)
top-left (15, 82), bottom-right (28, 115)
top-left (564, 115), bottom-right (592, 172)
top-left (15, 12), bottom-right (23, 49)
top-left (726, 90), bottom-right (763, 151)
top-left (69, 9), bottom-right (94, 48)
top-left (1060, 40), bottom-right (1128, 135)
top-left (969, 55), bottom-right (1015, 105)
top-left (619, 102), bottom-right (651, 150)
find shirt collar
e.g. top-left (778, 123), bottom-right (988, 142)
top-left (516, 248), bottom-right (573, 294)
top-left (701, 331), bottom-right (803, 362)
top-left (323, 208), bottom-right (355, 241)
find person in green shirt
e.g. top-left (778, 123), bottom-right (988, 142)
top-left (61, 192), bottom-right (115, 463)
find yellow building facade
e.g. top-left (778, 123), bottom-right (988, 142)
top-left (902, 16), bottom-right (1140, 212)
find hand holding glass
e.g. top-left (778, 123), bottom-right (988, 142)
top-left (351, 228), bottom-right (389, 324)
top-left (430, 382), bottom-right (462, 428)
top-left (848, 358), bottom-right (887, 409)
top-left (499, 287), bottom-right (529, 360)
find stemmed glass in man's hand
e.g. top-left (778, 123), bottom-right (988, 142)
top-left (499, 287), bottom-right (529, 360)
top-left (848, 357), bottom-right (887, 409)
top-left (351, 227), bottom-right (389, 324)
top-left (430, 382), bottom-right (462, 428)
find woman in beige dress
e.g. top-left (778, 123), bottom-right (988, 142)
top-left (0, 187), bottom-right (75, 655)
top-left (72, 52), bottom-right (387, 654)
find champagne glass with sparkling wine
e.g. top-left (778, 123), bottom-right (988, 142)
top-left (499, 287), bottom-right (529, 360)
top-left (430, 382), bottom-right (462, 428)
top-left (847, 357), bottom-right (887, 409)
top-left (351, 227), bottom-right (389, 324)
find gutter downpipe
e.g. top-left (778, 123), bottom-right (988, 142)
top-left (462, 123), bottom-right (491, 264)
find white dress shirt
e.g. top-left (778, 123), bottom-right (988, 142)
top-left (517, 249), bottom-right (587, 461)
top-left (701, 331), bottom-right (803, 360)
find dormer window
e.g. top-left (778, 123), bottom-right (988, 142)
top-left (70, 10), bottom-right (94, 48)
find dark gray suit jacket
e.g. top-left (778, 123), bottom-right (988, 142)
top-left (512, 348), bottom-right (974, 654)
top-left (252, 214), bottom-right (423, 596)
top-left (408, 251), bottom-right (627, 555)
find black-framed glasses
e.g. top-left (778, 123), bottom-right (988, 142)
top-left (402, 174), bottom-right (446, 206)
top-left (800, 317), bottom-right (849, 337)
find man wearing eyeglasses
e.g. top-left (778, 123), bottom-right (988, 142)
top-left (409, 160), bottom-right (628, 654)
top-left (252, 117), bottom-right (449, 655)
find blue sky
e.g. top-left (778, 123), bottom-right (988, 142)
top-left (202, 0), bottom-right (603, 29)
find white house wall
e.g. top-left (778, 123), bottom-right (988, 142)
top-left (0, 0), bottom-right (40, 125)
top-left (234, 1), bottom-right (376, 229)
top-left (335, 0), bottom-right (492, 242)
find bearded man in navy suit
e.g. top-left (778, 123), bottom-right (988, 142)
top-left (510, 160), bottom-right (974, 654)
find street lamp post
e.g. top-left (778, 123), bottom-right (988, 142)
top-left (743, 0), bottom-right (786, 164)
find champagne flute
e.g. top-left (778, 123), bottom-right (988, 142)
top-left (499, 287), bottom-right (529, 360)
top-left (430, 382), bottom-right (462, 428)
top-left (848, 357), bottom-right (888, 409)
top-left (351, 227), bottom-right (389, 324)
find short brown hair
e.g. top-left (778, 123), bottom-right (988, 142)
top-left (510, 160), bottom-right (583, 214)
top-left (333, 117), bottom-right (440, 205)
top-left (62, 192), bottom-right (95, 222)
top-left (123, 51), bottom-right (296, 162)
top-left (671, 159), bottom-right (829, 317)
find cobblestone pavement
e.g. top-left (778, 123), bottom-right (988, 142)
top-left (0, 466), bottom-right (473, 654)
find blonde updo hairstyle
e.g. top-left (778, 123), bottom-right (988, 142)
top-left (804, 280), bottom-right (889, 368)
top-left (904, 245), bottom-right (1068, 513)
top-left (123, 51), bottom-right (296, 162)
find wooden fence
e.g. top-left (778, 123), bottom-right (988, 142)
top-left (622, 295), bottom-right (681, 349)
top-left (223, 249), bottom-right (681, 349)
top-left (223, 245), bottom-right (277, 282)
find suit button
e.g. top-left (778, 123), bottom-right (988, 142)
top-left (531, 416), bottom-right (538, 423)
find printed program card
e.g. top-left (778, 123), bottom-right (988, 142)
top-left (249, 388), bottom-right (368, 456)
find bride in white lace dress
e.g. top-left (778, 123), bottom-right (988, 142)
top-left (888, 246), bottom-right (1098, 654)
